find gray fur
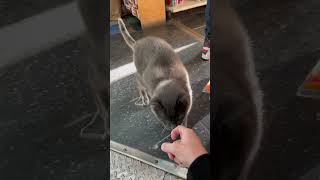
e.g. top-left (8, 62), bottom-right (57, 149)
top-left (213, 0), bottom-right (264, 179)
top-left (77, 0), bottom-right (109, 139)
top-left (118, 19), bottom-right (193, 130)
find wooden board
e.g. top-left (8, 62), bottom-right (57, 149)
top-left (110, 0), bottom-right (121, 20)
top-left (138, 0), bottom-right (166, 29)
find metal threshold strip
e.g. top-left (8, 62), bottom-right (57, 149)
top-left (110, 140), bottom-right (188, 179)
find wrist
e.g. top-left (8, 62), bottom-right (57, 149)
top-left (189, 151), bottom-right (209, 167)
top-left (187, 154), bottom-right (212, 179)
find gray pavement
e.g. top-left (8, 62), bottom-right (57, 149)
top-left (0, 0), bottom-right (72, 28)
top-left (110, 150), bottom-right (183, 180)
top-left (0, 37), bottom-right (107, 179)
top-left (1, 2), bottom-right (109, 179)
top-left (0, 2), bottom-right (85, 69)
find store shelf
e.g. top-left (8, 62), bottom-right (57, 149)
top-left (168, 0), bottom-right (207, 13)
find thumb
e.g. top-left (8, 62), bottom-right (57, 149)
top-left (161, 142), bottom-right (176, 154)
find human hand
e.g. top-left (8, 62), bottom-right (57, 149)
top-left (161, 125), bottom-right (208, 168)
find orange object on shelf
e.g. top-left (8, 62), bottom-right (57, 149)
top-left (297, 59), bottom-right (320, 99)
top-left (304, 73), bottom-right (320, 89)
top-left (306, 74), bottom-right (320, 83)
top-left (203, 81), bottom-right (210, 94)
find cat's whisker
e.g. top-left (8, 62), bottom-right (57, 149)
top-left (161, 127), bottom-right (167, 135)
top-left (152, 133), bottom-right (171, 149)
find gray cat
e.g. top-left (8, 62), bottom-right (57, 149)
top-left (118, 19), bottom-right (193, 130)
top-left (213, 0), bottom-right (264, 179)
top-left (77, 0), bottom-right (109, 140)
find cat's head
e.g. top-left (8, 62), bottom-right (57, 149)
top-left (150, 80), bottom-right (191, 130)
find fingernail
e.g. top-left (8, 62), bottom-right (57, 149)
top-left (161, 143), bottom-right (166, 151)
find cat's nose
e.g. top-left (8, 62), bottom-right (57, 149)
top-left (175, 121), bottom-right (180, 126)
top-left (173, 118), bottom-right (183, 126)
top-left (171, 118), bottom-right (179, 125)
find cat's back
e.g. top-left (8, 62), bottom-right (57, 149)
top-left (134, 36), bottom-right (174, 57)
top-left (134, 36), bottom-right (180, 72)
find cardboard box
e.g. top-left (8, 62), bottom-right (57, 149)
top-left (110, 0), bottom-right (122, 20)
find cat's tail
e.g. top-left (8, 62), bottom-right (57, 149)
top-left (118, 18), bottom-right (136, 50)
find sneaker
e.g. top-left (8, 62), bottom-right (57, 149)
top-left (201, 39), bottom-right (210, 61)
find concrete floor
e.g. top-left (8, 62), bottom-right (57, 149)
top-left (0, 0), bottom-right (72, 27)
top-left (110, 150), bottom-right (183, 180)
top-left (0, 1), bottom-right (108, 179)
top-left (0, 38), bottom-right (107, 179)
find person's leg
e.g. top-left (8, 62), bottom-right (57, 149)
top-left (205, 0), bottom-right (211, 40)
top-left (202, 0), bottom-right (211, 61)
top-left (202, 0), bottom-right (211, 92)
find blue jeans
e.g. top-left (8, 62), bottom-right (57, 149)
top-left (205, 0), bottom-right (211, 40)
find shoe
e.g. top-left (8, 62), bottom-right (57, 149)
top-left (201, 39), bottom-right (210, 61)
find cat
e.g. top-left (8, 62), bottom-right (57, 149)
top-left (77, 0), bottom-right (109, 139)
top-left (212, 0), bottom-right (264, 179)
top-left (118, 18), bottom-right (193, 130)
